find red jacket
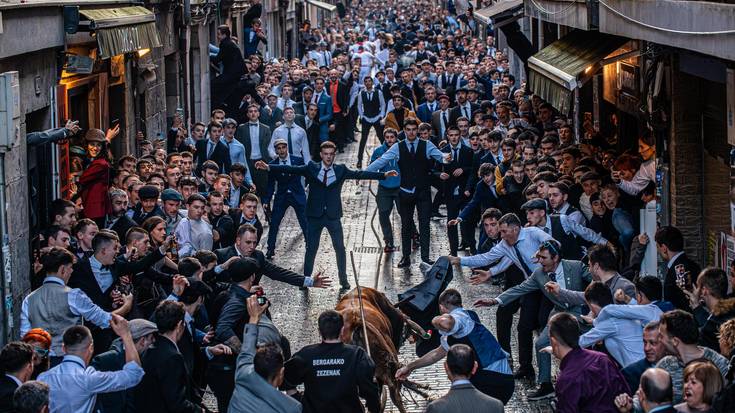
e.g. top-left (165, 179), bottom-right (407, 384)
top-left (79, 158), bottom-right (111, 219)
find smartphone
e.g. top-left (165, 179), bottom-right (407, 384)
top-left (175, 108), bottom-right (184, 119)
top-left (111, 118), bottom-right (120, 127)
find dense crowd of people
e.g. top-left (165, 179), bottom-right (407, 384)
top-left (6, 0), bottom-right (735, 412)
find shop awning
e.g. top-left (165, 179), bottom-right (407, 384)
top-left (528, 29), bottom-right (627, 114)
top-left (474, 0), bottom-right (524, 27)
top-left (306, 0), bottom-right (337, 12)
top-left (80, 6), bottom-right (162, 59)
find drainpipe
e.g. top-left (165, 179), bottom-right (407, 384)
top-left (0, 152), bottom-right (9, 344)
top-left (184, 0), bottom-right (192, 127)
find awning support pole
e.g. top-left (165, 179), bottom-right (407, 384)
top-left (574, 87), bottom-right (580, 143)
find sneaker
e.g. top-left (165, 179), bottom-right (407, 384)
top-left (527, 383), bottom-right (555, 400)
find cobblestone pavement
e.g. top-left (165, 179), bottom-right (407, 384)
top-left (207, 131), bottom-right (555, 412)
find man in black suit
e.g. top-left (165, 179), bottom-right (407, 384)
top-left (0, 342), bottom-right (34, 412)
top-left (227, 192), bottom-right (263, 243)
top-left (436, 126), bottom-right (474, 256)
top-left (367, 119), bottom-right (448, 267)
top-left (135, 301), bottom-right (204, 413)
top-left (295, 103), bottom-right (322, 162)
top-left (655, 226), bottom-right (701, 312)
top-left (255, 141), bottom-right (393, 292)
top-left (448, 88), bottom-right (479, 127)
top-left (211, 25), bottom-right (245, 111)
top-left (195, 121), bottom-right (231, 174)
top-left (104, 189), bottom-right (137, 243)
top-left (327, 69), bottom-right (354, 151)
top-left (213, 224), bottom-right (330, 289)
top-left (236, 104), bottom-right (272, 199)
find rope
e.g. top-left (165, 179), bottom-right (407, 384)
top-left (350, 250), bottom-right (371, 358)
top-left (598, 0), bottom-right (735, 35)
top-left (527, 0), bottom-right (579, 16)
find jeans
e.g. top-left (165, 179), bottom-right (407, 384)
top-left (535, 325), bottom-right (552, 384)
top-left (304, 215), bottom-right (348, 286)
top-left (376, 186), bottom-right (400, 244)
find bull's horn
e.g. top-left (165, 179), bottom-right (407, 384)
top-left (405, 318), bottom-right (430, 340)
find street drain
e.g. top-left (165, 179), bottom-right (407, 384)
top-left (353, 246), bottom-right (381, 254)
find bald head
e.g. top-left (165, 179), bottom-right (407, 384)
top-left (640, 368), bottom-right (672, 407)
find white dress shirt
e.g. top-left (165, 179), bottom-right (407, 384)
top-left (38, 354), bottom-right (144, 413)
top-left (88, 256), bottom-right (113, 292)
top-left (556, 203), bottom-right (587, 226)
top-left (365, 138), bottom-right (445, 193)
top-left (20, 276), bottom-right (112, 354)
top-left (248, 122), bottom-right (262, 159)
top-left (319, 163), bottom-right (337, 186)
top-left (357, 88), bottom-right (386, 124)
top-left (438, 308), bottom-right (511, 375)
top-left (460, 227), bottom-right (553, 277)
top-left (542, 214), bottom-right (607, 246)
top-left (269, 123), bottom-right (310, 162)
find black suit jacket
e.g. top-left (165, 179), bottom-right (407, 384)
top-left (227, 210), bottom-right (263, 242)
top-left (211, 37), bottom-right (245, 82)
top-left (214, 246), bottom-right (305, 287)
top-left (0, 375), bottom-right (18, 413)
top-left (107, 214), bottom-right (137, 244)
top-left (69, 258), bottom-right (117, 311)
top-left (448, 103), bottom-right (479, 126)
top-left (435, 144), bottom-right (474, 197)
top-left (664, 253), bottom-right (701, 312)
top-left (195, 139), bottom-right (231, 174)
top-left (135, 336), bottom-right (201, 413)
top-left (328, 79), bottom-right (352, 113)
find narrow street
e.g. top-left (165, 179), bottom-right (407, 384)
top-left (255, 131), bottom-right (542, 412)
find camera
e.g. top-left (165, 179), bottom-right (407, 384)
top-left (256, 289), bottom-right (267, 306)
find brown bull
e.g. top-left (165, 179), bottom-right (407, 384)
top-left (336, 287), bottom-right (427, 413)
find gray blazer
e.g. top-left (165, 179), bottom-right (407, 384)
top-left (228, 324), bottom-right (302, 413)
top-left (424, 383), bottom-right (504, 413)
top-left (236, 122), bottom-right (272, 162)
top-left (496, 259), bottom-right (592, 317)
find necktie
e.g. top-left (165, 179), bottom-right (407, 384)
top-left (410, 142), bottom-right (416, 155)
top-left (544, 226), bottom-right (551, 234)
top-left (512, 242), bottom-right (533, 277)
top-left (207, 142), bottom-right (215, 158)
top-left (282, 159), bottom-right (287, 166)
top-left (442, 112), bottom-right (448, 128)
top-left (548, 272), bottom-right (557, 282)
top-left (367, 91), bottom-right (372, 101)
top-left (453, 147), bottom-right (458, 163)
top-left (322, 168), bottom-right (330, 185)
top-left (286, 127), bottom-right (293, 155)
top-left (463, 106), bottom-right (469, 119)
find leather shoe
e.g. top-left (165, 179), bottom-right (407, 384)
top-left (513, 368), bottom-right (535, 380)
top-left (422, 258), bottom-right (435, 266)
top-left (266, 250), bottom-right (275, 260)
top-left (397, 257), bottom-right (411, 268)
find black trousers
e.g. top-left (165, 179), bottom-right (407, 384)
top-left (445, 192), bottom-right (468, 255)
top-left (399, 189), bottom-right (431, 261)
top-left (515, 290), bottom-right (554, 372)
top-left (471, 369), bottom-right (515, 405)
top-left (495, 266), bottom-right (526, 358)
top-left (460, 208), bottom-right (479, 254)
top-left (205, 366), bottom-right (234, 413)
top-left (331, 112), bottom-right (350, 149)
top-left (357, 120), bottom-right (383, 165)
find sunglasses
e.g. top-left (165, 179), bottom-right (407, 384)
top-left (539, 240), bottom-right (560, 257)
top-left (34, 347), bottom-right (49, 358)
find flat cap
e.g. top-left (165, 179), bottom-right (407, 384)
top-left (138, 185), bottom-right (160, 200)
top-left (437, 94), bottom-right (450, 101)
top-left (521, 199), bottom-right (547, 211)
top-left (129, 319), bottom-right (158, 340)
top-left (161, 188), bottom-right (184, 202)
top-left (85, 128), bottom-right (106, 142)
